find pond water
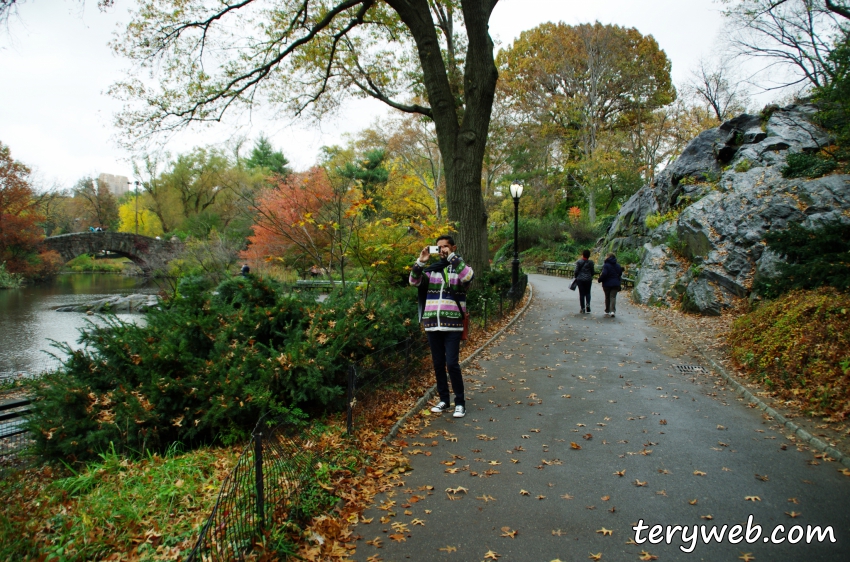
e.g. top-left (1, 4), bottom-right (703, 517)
top-left (0, 274), bottom-right (159, 380)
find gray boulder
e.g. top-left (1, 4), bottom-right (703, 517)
top-left (631, 244), bottom-right (682, 306)
top-left (604, 103), bottom-right (849, 315)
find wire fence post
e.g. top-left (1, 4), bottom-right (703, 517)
top-left (484, 299), bottom-right (488, 331)
top-left (347, 364), bottom-right (356, 435)
top-left (254, 431), bottom-right (265, 535)
top-left (404, 337), bottom-right (411, 380)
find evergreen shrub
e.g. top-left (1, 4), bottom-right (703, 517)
top-left (26, 275), bottom-right (418, 461)
top-left (781, 152), bottom-right (838, 179)
top-left (753, 220), bottom-right (850, 298)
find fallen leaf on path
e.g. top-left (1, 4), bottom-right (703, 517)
top-left (786, 511), bottom-right (801, 518)
top-left (520, 489), bottom-right (530, 496)
top-left (588, 553), bottom-right (602, 561)
top-left (693, 470), bottom-right (706, 476)
top-left (484, 550), bottom-right (500, 560)
top-left (500, 527), bottom-right (518, 539)
top-left (596, 528), bottom-right (613, 536)
top-left (571, 442), bottom-right (582, 450)
top-left (745, 496), bottom-right (761, 502)
top-left (634, 479), bottom-right (647, 487)
top-left (639, 551), bottom-right (658, 561)
top-left (739, 554), bottom-right (755, 562)
top-left (439, 545), bottom-right (457, 553)
top-left (614, 470), bottom-right (626, 477)
top-left (366, 537), bottom-right (383, 548)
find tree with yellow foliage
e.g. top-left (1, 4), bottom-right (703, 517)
top-left (117, 195), bottom-right (164, 237)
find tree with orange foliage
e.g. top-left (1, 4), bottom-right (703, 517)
top-left (0, 141), bottom-right (61, 280)
top-left (244, 167), bottom-right (365, 285)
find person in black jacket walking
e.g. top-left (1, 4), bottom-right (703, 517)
top-left (598, 253), bottom-right (624, 317)
top-left (573, 249), bottom-right (595, 313)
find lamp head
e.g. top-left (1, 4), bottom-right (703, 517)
top-left (509, 182), bottom-right (523, 199)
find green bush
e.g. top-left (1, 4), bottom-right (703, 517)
top-left (563, 217), bottom-right (598, 244)
top-left (616, 248), bottom-right (642, 266)
top-left (753, 219), bottom-right (850, 298)
top-left (0, 261), bottom-right (23, 289)
top-left (665, 232), bottom-right (687, 257)
top-left (26, 275), bottom-right (419, 461)
top-left (645, 208), bottom-right (681, 230)
top-left (734, 159), bottom-right (753, 173)
top-left (781, 152), bottom-right (838, 179)
top-left (466, 268), bottom-right (514, 317)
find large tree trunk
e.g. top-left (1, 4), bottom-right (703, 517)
top-left (391, 0), bottom-right (498, 275)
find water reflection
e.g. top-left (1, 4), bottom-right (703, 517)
top-left (0, 274), bottom-right (158, 379)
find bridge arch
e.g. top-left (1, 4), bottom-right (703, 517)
top-left (42, 232), bottom-right (181, 274)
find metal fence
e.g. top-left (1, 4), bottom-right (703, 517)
top-left (185, 416), bottom-right (320, 562)
top-left (0, 398), bottom-right (32, 460)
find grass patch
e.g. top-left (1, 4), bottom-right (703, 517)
top-left (0, 444), bottom-right (240, 561)
top-left (734, 159), bottom-right (753, 173)
top-left (65, 254), bottom-right (127, 273)
top-left (728, 288), bottom-right (850, 418)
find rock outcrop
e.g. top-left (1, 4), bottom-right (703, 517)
top-left (55, 294), bottom-right (159, 313)
top-left (603, 104), bottom-right (849, 315)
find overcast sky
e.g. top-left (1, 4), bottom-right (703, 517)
top-left (1, 0), bottom-right (732, 189)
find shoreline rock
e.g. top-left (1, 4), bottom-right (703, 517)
top-left (54, 294), bottom-right (159, 313)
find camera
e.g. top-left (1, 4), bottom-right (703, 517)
top-left (429, 246), bottom-right (440, 254)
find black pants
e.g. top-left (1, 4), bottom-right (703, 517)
top-left (603, 286), bottom-right (620, 313)
top-left (577, 280), bottom-right (592, 310)
top-left (427, 330), bottom-right (465, 406)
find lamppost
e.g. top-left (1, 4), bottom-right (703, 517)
top-left (134, 180), bottom-right (140, 236)
top-left (128, 180), bottom-right (140, 236)
top-left (509, 182), bottom-right (524, 297)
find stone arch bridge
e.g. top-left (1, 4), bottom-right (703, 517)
top-left (43, 232), bottom-right (182, 274)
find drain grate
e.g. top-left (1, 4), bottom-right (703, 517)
top-left (674, 364), bottom-right (709, 374)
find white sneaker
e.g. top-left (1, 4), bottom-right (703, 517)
top-left (430, 401), bottom-right (449, 413)
top-left (453, 405), bottom-right (466, 418)
top-left (610, 312), bottom-right (615, 318)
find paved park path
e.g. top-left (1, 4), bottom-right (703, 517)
top-left (353, 274), bottom-right (849, 562)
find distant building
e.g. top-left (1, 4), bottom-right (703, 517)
top-left (98, 173), bottom-right (131, 198)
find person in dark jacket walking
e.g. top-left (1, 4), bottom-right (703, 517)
top-left (573, 249), bottom-right (595, 313)
top-left (598, 253), bottom-right (624, 317)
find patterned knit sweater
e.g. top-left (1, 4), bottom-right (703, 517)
top-left (409, 254), bottom-right (474, 331)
